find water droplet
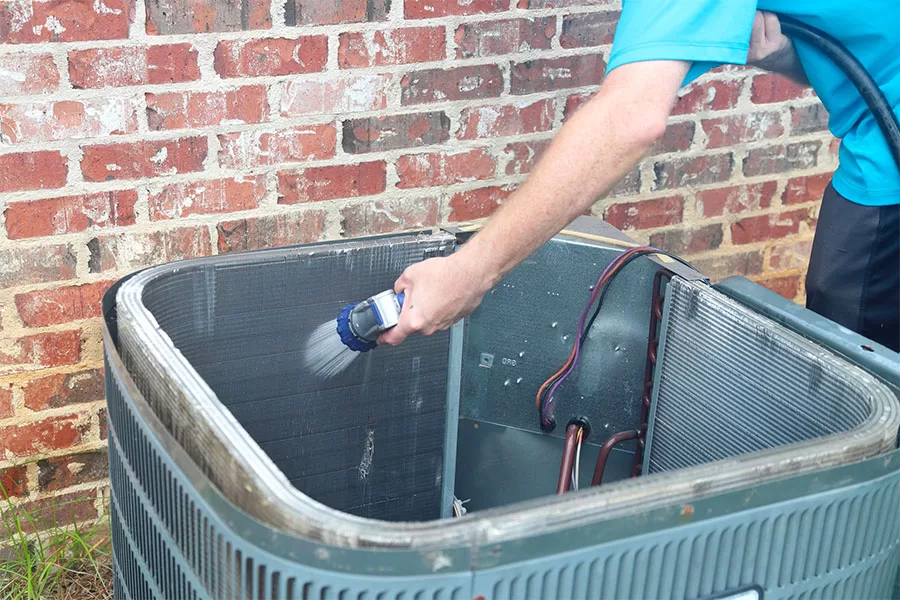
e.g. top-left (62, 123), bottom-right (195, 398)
top-left (614, 345), bottom-right (621, 352)
top-left (503, 379), bottom-right (511, 387)
top-left (604, 423), bottom-right (610, 430)
top-left (516, 377), bottom-right (523, 384)
top-left (518, 351), bottom-right (525, 358)
top-left (588, 285), bottom-right (595, 291)
top-left (551, 322), bottom-right (558, 328)
top-left (563, 335), bottom-right (569, 341)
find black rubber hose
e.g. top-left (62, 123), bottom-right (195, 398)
top-left (778, 15), bottom-right (900, 172)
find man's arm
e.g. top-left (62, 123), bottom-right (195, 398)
top-left (379, 60), bottom-right (690, 345)
top-left (747, 11), bottom-right (809, 86)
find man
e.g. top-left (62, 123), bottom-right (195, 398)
top-left (379, 4), bottom-right (900, 353)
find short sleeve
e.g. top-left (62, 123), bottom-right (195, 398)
top-left (608, 0), bottom-right (758, 85)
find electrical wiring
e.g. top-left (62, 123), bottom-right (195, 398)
top-left (573, 427), bottom-right (583, 491)
top-left (556, 423), bottom-right (581, 495)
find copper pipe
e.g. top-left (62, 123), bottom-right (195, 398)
top-left (592, 430), bottom-right (640, 487)
top-left (556, 424), bottom-right (580, 495)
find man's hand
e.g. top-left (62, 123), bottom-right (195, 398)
top-left (747, 10), bottom-right (809, 85)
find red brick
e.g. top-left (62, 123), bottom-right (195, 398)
top-left (751, 74), bottom-right (809, 104)
top-left (448, 185), bottom-right (516, 221)
top-left (0, 244), bottom-right (76, 289)
top-left (22, 368), bottom-right (105, 411)
top-left (649, 224), bottom-right (723, 255)
top-left (0, 387), bottom-right (12, 419)
top-left (5, 491), bottom-right (98, 535)
top-left (504, 139), bottom-right (551, 175)
top-left (343, 112), bottom-right (450, 153)
top-left (782, 173), bottom-right (831, 205)
top-left (604, 196), bottom-right (684, 231)
top-left (458, 99), bottom-right (554, 140)
top-left (693, 250), bottom-right (765, 280)
top-left (731, 208), bottom-right (814, 245)
top-left (0, 98), bottom-right (139, 144)
top-left (215, 36), bottom-right (327, 78)
top-left (769, 240), bottom-right (813, 271)
top-left (278, 161), bottom-right (386, 204)
top-left (702, 112), bottom-right (783, 149)
top-left (69, 44), bottom-right (199, 88)
top-left (281, 74), bottom-right (391, 116)
top-left (218, 124), bottom-right (336, 169)
top-left (560, 11), bottom-right (617, 48)
top-left (511, 54), bottom-right (606, 95)
top-left (406, 0), bottom-right (505, 19)
top-left (401, 65), bottom-right (503, 106)
top-left (38, 449), bottom-right (108, 492)
top-left (653, 153), bottom-right (734, 190)
top-left (98, 407), bottom-right (107, 440)
top-left (829, 138), bottom-right (841, 161)
top-left (519, 0), bottom-right (616, 6)
top-left (149, 177), bottom-right (265, 220)
top-left (341, 197), bottom-right (438, 237)
top-left (397, 148), bottom-right (495, 188)
top-left (5, 190), bottom-right (137, 239)
top-left (340, 27), bottom-right (445, 68)
top-left (15, 282), bottom-right (112, 327)
top-left (285, 0), bottom-right (388, 25)
top-left (791, 103), bottom-right (829, 135)
top-left (81, 137), bottom-right (207, 182)
top-left (456, 18), bottom-right (554, 59)
top-left (146, 0), bottom-right (270, 34)
top-left (146, 86), bottom-right (269, 131)
top-left (651, 121), bottom-right (695, 154)
top-left (0, 53), bottom-right (59, 95)
top-left (217, 210), bottom-right (325, 253)
top-left (0, 151), bottom-right (67, 192)
top-left (0, 0), bottom-right (133, 43)
top-left (743, 142), bottom-right (820, 177)
top-left (695, 182), bottom-right (777, 219)
top-left (0, 465), bottom-right (28, 498)
top-left (0, 331), bottom-right (82, 369)
top-left (672, 80), bottom-right (743, 116)
top-left (87, 227), bottom-right (212, 273)
top-left (755, 274), bottom-right (802, 300)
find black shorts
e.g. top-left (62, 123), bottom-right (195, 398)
top-left (806, 183), bottom-right (900, 352)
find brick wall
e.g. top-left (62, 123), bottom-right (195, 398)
top-left (0, 0), bottom-right (833, 515)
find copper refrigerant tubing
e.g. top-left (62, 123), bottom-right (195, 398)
top-left (591, 430), bottom-right (641, 486)
top-left (556, 423), bottom-right (581, 495)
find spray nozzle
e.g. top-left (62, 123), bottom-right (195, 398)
top-left (337, 290), bottom-right (405, 352)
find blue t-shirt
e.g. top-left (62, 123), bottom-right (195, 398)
top-left (607, 1), bottom-right (900, 206)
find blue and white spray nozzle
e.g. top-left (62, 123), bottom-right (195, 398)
top-left (336, 290), bottom-right (405, 352)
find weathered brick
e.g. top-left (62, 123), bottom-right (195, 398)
top-left (15, 282), bottom-right (112, 327)
top-left (448, 185), bottom-right (516, 221)
top-left (604, 196), bottom-right (684, 231)
top-left (341, 197), bottom-right (439, 237)
top-left (0, 244), bottom-right (76, 289)
top-left (87, 227), bottom-right (212, 273)
top-left (503, 139), bottom-right (551, 175)
top-left (695, 181), bottom-right (777, 219)
top-left (340, 27), bottom-right (445, 68)
top-left (218, 124), bottom-right (336, 169)
top-left (702, 112), bottom-right (783, 149)
top-left (281, 74), bottom-right (391, 116)
top-left (401, 65), bottom-right (503, 106)
top-left (649, 224), bottom-right (723, 255)
top-left (610, 169), bottom-right (641, 197)
top-left (397, 148), bottom-right (495, 188)
top-left (81, 137), bottom-right (207, 182)
top-left (755, 274), bottom-right (802, 299)
top-left (343, 112), bottom-right (450, 153)
top-left (286, 0), bottom-right (389, 25)
top-left (217, 210), bottom-right (325, 252)
top-left (692, 250), bottom-right (765, 280)
top-left (769, 240), bottom-right (814, 271)
top-left (98, 407), bottom-right (107, 440)
top-left (38, 449), bottom-right (108, 492)
top-left (5, 491), bottom-right (98, 535)
top-left (560, 11), bottom-right (617, 48)
top-left (458, 99), bottom-right (554, 140)
top-left (791, 103), bottom-right (829, 135)
top-left (278, 161), bottom-right (386, 204)
top-left (743, 142), bottom-right (820, 177)
top-left (0, 331), bottom-right (82, 369)
top-left (511, 54), bottom-right (606, 94)
top-left (214, 36), bottom-right (327, 78)
top-left (69, 44), bottom-right (199, 88)
top-left (0, 0), bottom-right (133, 43)
top-left (0, 98), bottom-right (139, 144)
top-left (22, 368), bottom-right (105, 411)
top-left (519, 0), bottom-right (617, 7)
top-left (651, 121), bottom-right (695, 154)
top-left (406, 0), bottom-right (505, 19)
top-left (147, 86), bottom-right (269, 131)
top-left (147, 0), bottom-right (270, 34)
top-left (653, 153), bottom-right (734, 190)
top-left (0, 151), bottom-right (67, 192)
top-left (751, 73), bottom-right (809, 104)
top-left (456, 18), bottom-right (554, 58)
top-left (4, 190), bottom-right (137, 239)
top-left (0, 465), bottom-right (28, 498)
top-left (0, 387), bottom-right (12, 419)
top-left (782, 173), bottom-right (831, 205)
top-left (0, 53), bottom-right (59, 95)
top-left (731, 208), bottom-right (814, 245)
top-left (672, 80), bottom-right (742, 116)
top-left (149, 177), bottom-right (266, 220)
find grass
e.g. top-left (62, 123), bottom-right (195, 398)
top-left (0, 490), bottom-right (112, 600)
